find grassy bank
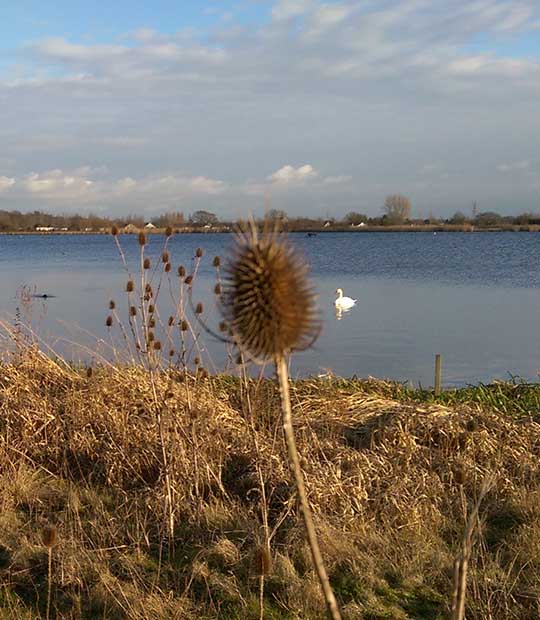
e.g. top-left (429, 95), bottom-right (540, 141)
top-left (1, 352), bottom-right (539, 619)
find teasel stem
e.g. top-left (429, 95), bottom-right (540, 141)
top-left (46, 545), bottom-right (53, 620)
top-left (275, 354), bottom-right (342, 620)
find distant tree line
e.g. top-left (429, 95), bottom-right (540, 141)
top-left (2, 196), bottom-right (540, 232)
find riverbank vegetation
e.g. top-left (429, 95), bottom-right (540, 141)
top-left (0, 352), bottom-right (539, 619)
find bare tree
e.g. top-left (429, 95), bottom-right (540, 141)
top-left (382, 194), bottom-right (411, 224)
top-left (344, 211), bottom-right (368, 225)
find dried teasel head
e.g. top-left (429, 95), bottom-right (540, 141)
top-left (168, 316), bottom-right (174, 326)
top-left (178, 265), bottom-right (186, 278)
top-left (126, 280), bottom-right (135, 293)
top-left (41, 524), bottom-right (58, 548)
top-left (180, 320), bottom-right (188, 331)
top-left (165, 226), bottom-right (173, 237)
top-left (195, 247), bottom-right (204, 258)
top-left (221, 222), bottom-right (320, 360)
top-left (145, 283), bottom-right (152, 294)
top-left (130, 305), bottom-right (137, 316)
top-left (106, 316), bottom-right (113, 327)
top-left (109, 300), bottom-right (116, 310)
top-left (214, 283), bottom-right (221, 296)
top-left (138, 231), bottom-right (146, 246)
top-left (148, 304), bottom-right (155, 314)
top-left (143, 257), bottom-right (151, 270)
top-left (169, 349), bottom-right (175, 357)
top-left (195, 303), bottom-right (203, 314)
top-left (213, 255), bottom-right (221, 268)
top-left (184, 275), bottom-right (193, 285)
top-left (111, 225), bottom-right (119, 236)
top-left (148, 318), bottom-right (155, 328)
top-left (165, 262), bottom-right (171, 273)
top-left (162, 251), bottom-right (169, 263)
top-left (153, 340), bottom-right (162, 351)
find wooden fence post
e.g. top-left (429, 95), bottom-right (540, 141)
top-left (434, 354), bottom-right (442, 396)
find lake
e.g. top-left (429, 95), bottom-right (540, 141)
top-left (1, 231), bottom-right (539, 387)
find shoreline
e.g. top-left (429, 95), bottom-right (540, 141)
top-left (1, 224), bottom-right (540, 235)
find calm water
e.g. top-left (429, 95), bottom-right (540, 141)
top-left (1, 231), bottom-right (540, 386)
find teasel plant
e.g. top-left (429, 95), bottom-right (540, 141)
top-left (42, 524), bottom-right (58, 620)
top-left (217, 219), bottom-right (342, 620)
top-left (109, 227), bottom-right (211, 543)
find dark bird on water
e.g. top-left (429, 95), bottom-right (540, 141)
top-left (31, 294), bottom-right (56, 299)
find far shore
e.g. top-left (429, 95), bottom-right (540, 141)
top-left (2, 223), bottom-right (540, 235)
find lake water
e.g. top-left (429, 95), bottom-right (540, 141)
top-left (1, 231), bottom-right (539, 387)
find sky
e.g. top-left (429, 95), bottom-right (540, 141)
top-left (0, 0), bottom-right (539, 219)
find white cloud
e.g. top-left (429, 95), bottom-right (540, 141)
top-left (0, 176), bottom-right (15, 192)
top-left (23, 169), bottom-right (93, 195)
top-left (268, 164), bottom-right (318, 183)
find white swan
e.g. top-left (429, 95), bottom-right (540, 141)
top-left (335, 288), bottom-right (356, 310)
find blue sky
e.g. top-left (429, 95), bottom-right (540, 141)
top-left (1, 1), bottom-right (269, 48)
top-left (0, 0), bottom-right (539, 218)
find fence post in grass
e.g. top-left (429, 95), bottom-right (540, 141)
top-left (434, 353), bottom-right (442, 396)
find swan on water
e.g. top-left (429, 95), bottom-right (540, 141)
top-left (335, 288), bottom-right (356, 310)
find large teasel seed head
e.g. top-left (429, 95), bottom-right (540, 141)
top-left (165, 226), bottom-right (173, 237)
top-left (143, 257), bottom-right (151, 270)
top-left (126, 280), bottom-right (134, 293)
top-left (106, 315), bottom-right (113, 327)
top-left (138, 232), bottom-right (146, 246)
top-left (195, 247), bottom-right (204, 258)
top-left (178, 265), bottom-right (186, 278)
top-left (111, 225), bottom-right (119, 236)
top-left (221, 222), bottom-right (319, 360)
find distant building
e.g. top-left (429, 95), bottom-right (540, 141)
top-left (36, 226), bottom-right (55, 232)
top-left (144, 222), bottom-right (156, 229)
top-left (123, 223), bottom-right (139, 233)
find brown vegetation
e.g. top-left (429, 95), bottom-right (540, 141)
top-left (0, 352), bottom-right (539, 618)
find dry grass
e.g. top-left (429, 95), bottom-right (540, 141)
top-left (0, 351), bottom-right (539, 618)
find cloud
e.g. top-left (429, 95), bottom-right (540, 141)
top-left (23, 169), bottom-right (93, 196)
top-left (1, 0), bottom-right (540, 217)
top-left (268, 164), bottom-right (318, 183)
top-left (272, 0), bottom-right (315, 21)
top-left (0, 167), bottom-right (228, 213)
top-left (497, 160), bottom-right (531, 172)
top-left (0, 176), bottom-right (15, 192)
